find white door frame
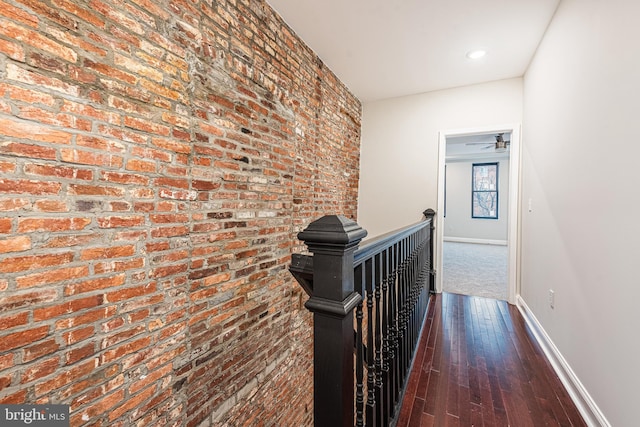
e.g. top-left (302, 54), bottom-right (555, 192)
top-left (436, 123), bottom-right (522, 304)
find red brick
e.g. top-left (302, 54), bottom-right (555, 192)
top-left (80, 245), bottom-right (136, 260)
top-left (155, 177), bottom-right (189, 189)
top-left (97, 215), bottom-right (144, 228)
top-left (150, 213), bottom-right (189, 223)
top-left (61, 149), bottom-right (123, 168)
top-left (22, 357), bottom-right (59, 383)
top-left (151, 225), bottom-right (189, 238)
top-left (0, 312), bottom-right (29, 330)
top-left (0, 235), bottom-right (30, 253)
top-left (64, 342), bottom-right (95, 365)
top-left (101, 171), bottom-right (149, 185)
top-left (0, 178), bottom-right (61, 195)
top-left (33, 295), bottom-right (103, 321)
top-left (49, 24), bottom-right (108, 56)
top-left (25, 54), bottom-right (64, 80)
top-left (74, 389), bottom-right (124, 423)
top-left (0, 0), bottom-right (39, 26)
top-left (124, 116), bottom-right (170, 136)
top-left (65, 274), bottom-right (126, 296)
top-left (101, 326), bottom-right (146, 349)
top-left (55, 306), bottom-right (116, 330)
top-left (51, 0), bottom-right (105, 28)
top-left (109, 384), bottom-right (156, 421)
top-left (13, 0), bottom-right (76, 29)
top-left (17, 265), bottom-right (88, 289)
top-left (0, 160), bottom-right (15, 173)
top-left (62, 325), bottom-right (94, 345)
top-left (0, 289), bottom-right (57, 311)
top-left (0, 19), bottom-right (76, 62)
top-left (140, 78), bottom-right (182, 101)
top-left (23, 163), bottom-right (93, 180)
top-left (22, 339), bottom-right (59, 362)
top-left (84, 58), bottom-right (137, 83)
top-left (43, 233), bottom-right (100, 248)
top-left (0, 389), bottom-right (27, 404)
top-left (33, 200), bottom-right (68, 212)
top-left (0, 375), bottom-right (11, 391)
top-left (68, 184), bottom-right (125, 197)
top-left (126, 158), bottom-right (156, 172)
top-left (0, 218), bottom-right (11, 234)
top-left (0, 325), bottom-right (49, 352)
top-left (0, 354), bottom-right (13, 371)
top-left (114, 52), bottom-right (163, 82)
top-left (0, 252), bottom-right (73, 273)
top-left (18, 217), bottom-right (91, 232)
top-left (34, 359), bottom-right (96, 396)
top-left (6, 63), bottom-right (79, 97)
top-left (131, 146), bottom-right (172, 162)
top-left (101, 336), bottom-right (151, 363)
top-left (105, 282), bottom-right (157, 303)
top-left (0, 141), bottom-right (57, 159)
top-left (0, 38), bottom-right (25, 61)
top-left (69, 64), bottom-right (97, 84)
top-left (94, 257), bottom-right (145, 275)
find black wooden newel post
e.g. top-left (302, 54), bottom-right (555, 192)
top-left (298, 215), bottom-right (368, 427)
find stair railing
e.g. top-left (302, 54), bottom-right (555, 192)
top-left (290, 209), bottom-right (436, 427)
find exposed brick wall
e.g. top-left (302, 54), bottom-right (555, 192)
top-left (0, 0), bottom-right (361, 426)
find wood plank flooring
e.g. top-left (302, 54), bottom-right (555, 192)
top-left (396, 293), bottom-right (586, 427)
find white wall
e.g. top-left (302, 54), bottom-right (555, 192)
top-left (522, 0), bottom-right (640, 425)
top-left (444, 157), bottom-right (509, 242)
top-left (358, 78), bottom-right (522, 237)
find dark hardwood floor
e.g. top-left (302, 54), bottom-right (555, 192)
top-left (396, 292), bottom-right (586, 427)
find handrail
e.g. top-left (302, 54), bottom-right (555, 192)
top-left (354, 209), bottom-right (435, 267)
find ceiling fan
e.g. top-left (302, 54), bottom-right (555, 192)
top-left (466, 133), bottom-right (511, 151)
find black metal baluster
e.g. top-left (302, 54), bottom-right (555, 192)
top-left (397, 238), bottom-right (406, 395)
top-left (409, 235), bottom-right (417, 368)
top-left (380, 249), bottom-right (390, 424)
top-left (355, 264), bottom-right (365, 427)
top-left (365, 258), bottom-right (376, 427)
top-left (387, 244), bottom-right (399, 410)
top-left (408, 235), bottom-right (416, 352)
top-left (374, 254), bottom-right (384, 426)
top-left (392, 241), bottom-right (401, 405)
top-left (401, 236), bottom-right (411, 385)
top-left (412, 236), bottom-right (421, 349)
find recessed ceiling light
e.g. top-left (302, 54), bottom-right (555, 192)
top-left (466, 50), bottom-right (487, 60)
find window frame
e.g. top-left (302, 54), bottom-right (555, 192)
top-left (471, 162), bottom-right (499, 219)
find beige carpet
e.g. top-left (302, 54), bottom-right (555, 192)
top-left (442, 241), bottom-right (508, 301)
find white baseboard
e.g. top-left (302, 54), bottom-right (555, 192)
top-left (516, 296), bottom-right (610, 427)
top-left (443, 237), bottom-right (507, 246)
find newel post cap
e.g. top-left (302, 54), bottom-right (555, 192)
top-left (423, 208), bottom-right (436, 219)
top-left (297, 215), bottom-right (367, 250)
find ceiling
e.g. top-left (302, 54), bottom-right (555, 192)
top-left (266, 0), bottom-right (560, 102)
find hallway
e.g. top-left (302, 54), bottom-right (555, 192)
top-left (396, 293), bottom-right (586, 426)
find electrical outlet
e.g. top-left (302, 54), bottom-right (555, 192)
top-left (548, 289), bottom-right (555, 309)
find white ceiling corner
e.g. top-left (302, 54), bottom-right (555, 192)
top-left (266, 0), bottom-right (560, 102)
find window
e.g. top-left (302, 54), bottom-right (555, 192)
top-left (472, 163), bottom-right (498, 219)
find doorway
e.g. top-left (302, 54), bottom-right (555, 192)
top-left (435, 125), bottom-right (521, 304)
